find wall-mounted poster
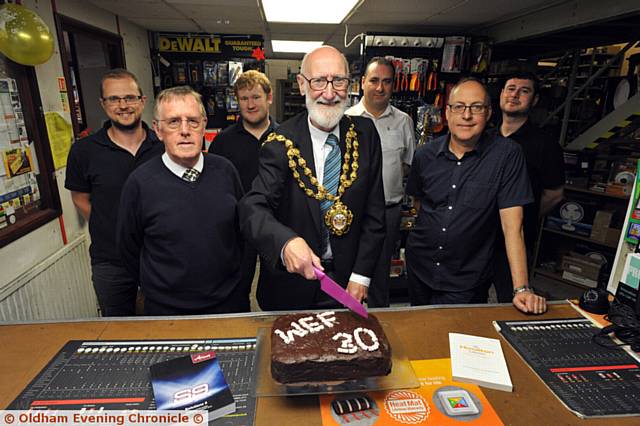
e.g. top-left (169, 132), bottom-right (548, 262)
top-left (2, 147), bottom-right (32, 178)
top-left (45, 112), bottom-right (73, 170)
top-left (0, 77), bottom-right (25, 146)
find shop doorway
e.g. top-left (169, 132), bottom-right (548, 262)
top-left (56, 15), bottom-right (125, 137)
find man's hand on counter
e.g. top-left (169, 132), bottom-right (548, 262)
top-left (513, 291), bottom-right (547, 314)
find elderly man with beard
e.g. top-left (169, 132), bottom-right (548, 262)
top-left (239, 45), bottom-right (385, 311)
top-left (65, 69), bottom-right (163, 316)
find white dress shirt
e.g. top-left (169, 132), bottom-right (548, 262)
top-left (346, 101), bottom-right (415, 205)
top-left (162, 152), bottom-right (204, 178)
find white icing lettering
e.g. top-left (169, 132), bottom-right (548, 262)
top-left (274, 322), bottom-right (308, 344)
top-left (290, 321), bottom-right (309, 337)
top-left (316, 311), bottom-right (337, 328)
top-left (274, 329), bottom-right (293, 344)
top-left (299, 316), bottom-right (323, 332)
top-left (276, 312), bottom-right (375, 349)
top-left (354, 327), bottom-right (380, 352)
top-left (333, 332), bottom-right (357, 354)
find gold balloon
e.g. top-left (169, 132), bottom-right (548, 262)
top-left (0, 4), bottom-right (54, 66)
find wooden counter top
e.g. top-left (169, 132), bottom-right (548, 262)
top-left (0, 303), bottom-right (635, 425)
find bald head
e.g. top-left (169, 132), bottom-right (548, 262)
top-left (300, 45), bottom-right (349, 77)
top-left (449, 77), bottom-right (491, 105)
top-left (445, 77), bottom-right (492, 148)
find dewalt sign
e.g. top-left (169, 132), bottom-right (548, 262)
top-left (158, 36), bottom-right (222, 53)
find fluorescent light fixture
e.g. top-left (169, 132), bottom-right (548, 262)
top-left (272, 40), bottom-right (323, 53)
top-left (262, 0), bottom-right (359, 24)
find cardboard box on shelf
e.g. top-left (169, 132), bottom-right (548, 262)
top-left (562, 270), bottom-right (598, 288)
top-left (561, 253), bottom-right (603, 280)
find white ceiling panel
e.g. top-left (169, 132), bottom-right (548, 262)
top-left (128, 18), bottom-right (201, 32)
top-left (86, 0), bottom-right (639, 57)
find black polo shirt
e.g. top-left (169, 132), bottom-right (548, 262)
top-left (65, 122), bottom-right (164, 264)
top-left (499, 119), bottom-right (565, 247)
top-left (406, 130), bottom-right (533, 292)
top-left (208, 116), bottom-right (278, 192)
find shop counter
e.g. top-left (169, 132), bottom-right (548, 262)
top-left (0, 302), bottom-right (634, 425)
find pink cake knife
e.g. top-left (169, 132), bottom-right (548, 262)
top-left (313, 266), bottom-right (368, 318)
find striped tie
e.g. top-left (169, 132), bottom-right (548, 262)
top-left (320, 134), bottom-right (340, 255)
top-left (320, 134), bottom-right (341, 215)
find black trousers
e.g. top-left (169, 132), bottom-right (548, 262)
top-left (407, 265), bottom-right (490, 306)
top-left (492, 245), bottom-right (534, 303)
top-left (143, 280), bottom-right (250, 316)
top-left (91, 261), bottom-right (138, 316)
top-left (492, 246), bottom-right (514, 303)
top-left (239, 244), bottom-right (258, 304)
top-left (369, 204), bottom-right (402, 308)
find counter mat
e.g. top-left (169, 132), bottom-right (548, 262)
top-left (8, 338), bottom-right (257, 426)
top-left (495, 318), bottom-right (640, 418)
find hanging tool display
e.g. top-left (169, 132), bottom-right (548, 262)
top-left (382, 55), bottom-right (446, 135)
top-left (393, 58), bottom-right (403, 92)
top-left (432, 90), bottom-right (444, 133)
top-left (400, 59), bottom-right (410, 91)
top-left (409, 58), bottom-right (420, 92)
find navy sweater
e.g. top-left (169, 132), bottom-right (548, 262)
top-left (117, 154), bottom-right (244, 312)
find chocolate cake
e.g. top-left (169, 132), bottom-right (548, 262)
top-left (270, 311), bottom-right (392, 383)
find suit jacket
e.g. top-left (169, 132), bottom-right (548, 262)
top-left (239, 112), bottom-right (385, 310)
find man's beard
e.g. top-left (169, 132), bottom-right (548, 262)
top-left (306, 95), bottom-right (347, 130)
top-left (111, 116), bottom-right (141, 131)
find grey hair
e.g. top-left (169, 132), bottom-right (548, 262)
top-left (153, 85), bottom-right (206, 119)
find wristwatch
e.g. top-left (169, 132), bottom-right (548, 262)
top-left (512, 285), bottom-right (534, 297)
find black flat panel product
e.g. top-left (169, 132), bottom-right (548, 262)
top-left (495, 318), bottom-right (640, 418)
top-left (9, 338), bottom-right (257, 426)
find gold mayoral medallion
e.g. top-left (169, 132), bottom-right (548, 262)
top-left (265, 120), bottom-right (360, 236)
top-left (324, 200), bottom-right (353, 236)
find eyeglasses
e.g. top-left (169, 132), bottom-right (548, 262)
top-left (157, 117), bottom-right (205, 130)
top-left (448, 103), bottom-right (489, 114)
top-left (300, 75), bottom-right (351, 91)
top-left (102, 95), bottom-right (143, 105)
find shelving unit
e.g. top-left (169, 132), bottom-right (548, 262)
top-left (532, 186), bottom-right (630, 289)
top-left (565, 185), bottom-right (629, 200)
top-left (541, 227), bottom-right (618, 249)
top-left (275, 79), bottom-right (305, 123)
top-left (533, 268), bottom-right (592, 290)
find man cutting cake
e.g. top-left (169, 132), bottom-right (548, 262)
top-left (239, 45), bottom-right (385, 311)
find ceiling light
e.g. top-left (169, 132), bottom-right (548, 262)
top-left (271, 40), bottom-right (323, 53)
top-left (262, 0), bottom-right (359, 24)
